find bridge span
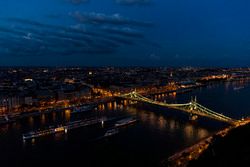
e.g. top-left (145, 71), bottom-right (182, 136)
top-left (118, 91), bottom-right (239, 125)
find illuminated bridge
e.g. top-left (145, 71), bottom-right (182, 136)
top-left (118, 91), bottom-right (239, 125)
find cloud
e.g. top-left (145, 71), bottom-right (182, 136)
top-left (0, 26), bottom-right (25, 36)
top-left (0, 1), bottom-right (155, 59)
top-left (115, 0), bottom-right (151, 5)
top-left (101, 26), bottom-right (144, 38)
top-left (6, 18), bottom-right (99, 37)
top-left (70, 11), bottom-right (153, 27)
top-left (1, 17), bottom-right (151, 58)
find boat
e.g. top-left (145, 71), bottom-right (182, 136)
top-left (54, 126), bottom-right (65, 132)
top-left (104, 128), bottom-right (119, 137)
top-left (22, 125), bottom-right (67, 140)
top-left (22, 131), bottom-right (36, 140)
top-left (115, 117), bottom-right (137, 127)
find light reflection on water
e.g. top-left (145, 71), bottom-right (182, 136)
top-left (41, 114), bottom-right (46, 126)
top-left (113, 101), bottom-right (117, 110)
top-left (64, 110), bottom-right (71, 122)
top-left (31, 138), bottom-right (35, 146)
top-left (135, 107), bottom-right (209, 142)
top-left (169, 119), bottom-right (177, 132)
top-left (158, 116), bottom-right (166, 129)
top-left (0, 80), bottom-right (250, 166)
top-left (197, 128), bottom-right (209, 139)
top-left (28, 117), bottom-right (34, 127)
top-left (184, 124), bottom-right (195, 141)
top-left (52, 112), bottom-right (56, 122)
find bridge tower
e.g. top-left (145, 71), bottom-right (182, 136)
top-left (190, 96), bottom-right (197, 110)
top-left (134, 88), bottom-right (137, 93)
top-left (189, 96), bottom-right (198, 121)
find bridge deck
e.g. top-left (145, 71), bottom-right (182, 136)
top-left (118, 92), bottom-right (238, 125)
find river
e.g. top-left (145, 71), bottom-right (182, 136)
top-left (0, 80), bottom-right (249, 167)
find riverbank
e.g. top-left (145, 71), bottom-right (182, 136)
top-left (0, 83), bottom-right (203, 126)
top-left (0, 102), bottom-right (99, 125)
top-left (164, 118), bottom-right (250, 167)
top-left (187, 118), bottom-right (250, 166)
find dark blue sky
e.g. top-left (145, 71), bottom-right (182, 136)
top-left (0, 0), bottom-right (250, 67)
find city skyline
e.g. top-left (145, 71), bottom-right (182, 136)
top-left (1, 0), bottom-right (250, 67)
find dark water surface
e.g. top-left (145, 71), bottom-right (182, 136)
top-left (0, 80), bottom-right (249, 167)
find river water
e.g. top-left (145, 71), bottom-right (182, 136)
top-left (0, 80), bottom-right (249, 167)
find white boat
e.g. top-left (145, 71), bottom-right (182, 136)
top-left (104, 128), bottom-right (119, 137)
top-left (115, 117), bottom-right (137, 127)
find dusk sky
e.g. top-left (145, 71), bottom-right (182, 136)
top-left (0, 0), bottom-right (250, 67)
